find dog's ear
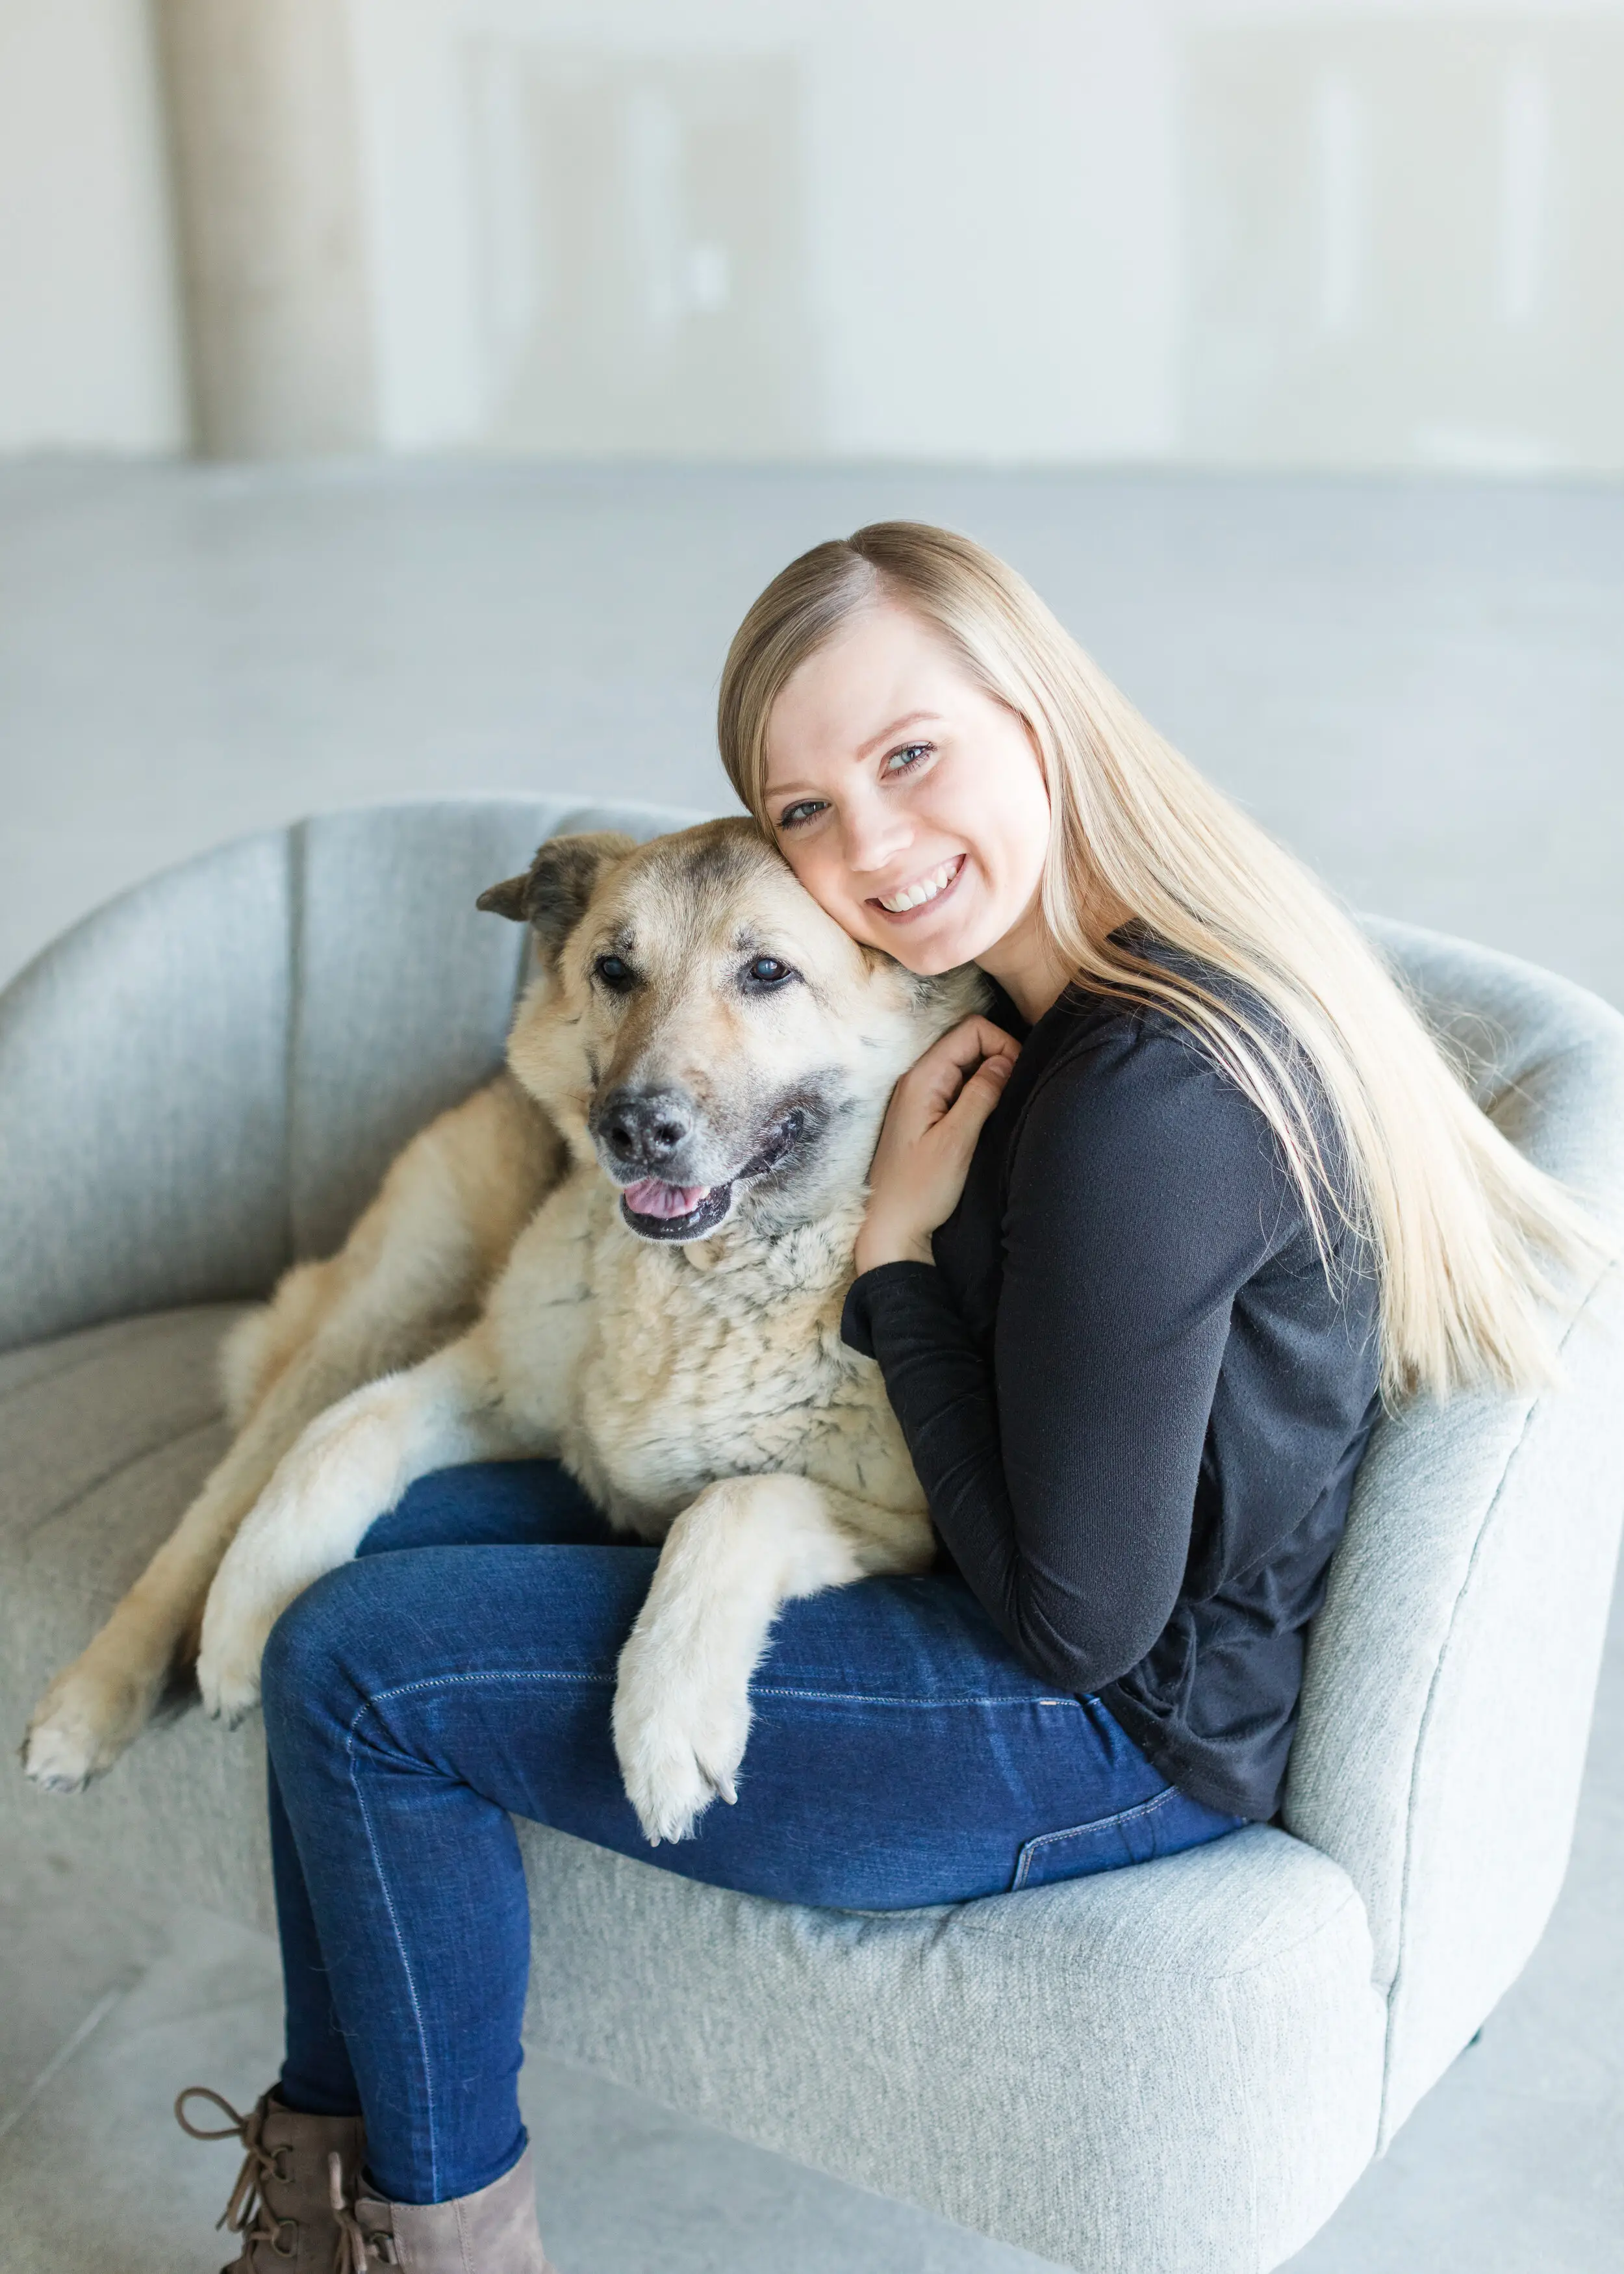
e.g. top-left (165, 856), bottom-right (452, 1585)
top-left (477, 832), bottom-right (637, 964)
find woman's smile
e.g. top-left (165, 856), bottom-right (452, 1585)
top-left (871, 852), bottom-right (966, 920)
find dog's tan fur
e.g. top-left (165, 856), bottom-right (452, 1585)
top-left (25, 820), bottom-right (983, 1842)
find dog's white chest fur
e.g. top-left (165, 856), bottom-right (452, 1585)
top-left (490, 1167), bottom-right (924, 1538)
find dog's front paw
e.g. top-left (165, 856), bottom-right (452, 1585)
top-left (195, 1573), bottom-right (281, 1728)
top-left (611, 1634), bottom-right (751, 1846)
top-left (22, 1658), bottom-right (158, 1793)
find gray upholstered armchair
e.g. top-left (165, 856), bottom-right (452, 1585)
top-left (4, 799), bottom-right (1622, 2274)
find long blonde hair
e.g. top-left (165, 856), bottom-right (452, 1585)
top-left (718, 520), bottom-right (1598, 1405)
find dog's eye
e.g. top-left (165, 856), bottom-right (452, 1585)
top-left (594, 954), bottom-right (636, 993)
top-left (745, 956), bottom-right (794, 989)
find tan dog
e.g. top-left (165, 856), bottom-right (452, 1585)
top-left (25, 820), bottom-right (985, 1841)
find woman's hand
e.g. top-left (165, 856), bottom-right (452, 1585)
top-left (855, 1017), bottom-right (1020, 1276)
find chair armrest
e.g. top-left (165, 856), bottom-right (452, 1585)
top-left (1286, 920), bottom-right (1624, 2141)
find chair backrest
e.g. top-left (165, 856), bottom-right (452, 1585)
top-left (1284, 917), bottom-right (1624, 2141)
top-left (0, 797), bottom-right (700, 1354)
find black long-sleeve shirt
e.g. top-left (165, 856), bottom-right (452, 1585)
top-left (841, 970), bottom-right (1382, 1822)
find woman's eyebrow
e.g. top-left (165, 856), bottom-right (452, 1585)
top-left (763, 711), bottom-right (947, 800)
top-left (854, 710), bottom-right (945, 760)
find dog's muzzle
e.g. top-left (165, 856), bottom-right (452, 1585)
top-left (594, 1090), bottom-right (808, 1243)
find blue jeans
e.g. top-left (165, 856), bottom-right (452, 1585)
top-left (261, 1460), bottom-right (1241, 2206)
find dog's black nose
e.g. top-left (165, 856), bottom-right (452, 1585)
top-left (600, 1088), bottom-right (693, 1168)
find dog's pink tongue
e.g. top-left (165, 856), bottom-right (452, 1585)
top-left (623, 1177), bottom-right (709, 1220)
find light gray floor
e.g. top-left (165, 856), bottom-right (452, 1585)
top-left (2, 459), bottom-right (1622, 1005)
top-left (2, 461), bottom-right (1622, 2271)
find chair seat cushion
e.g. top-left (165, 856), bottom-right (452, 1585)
top-left (1, 1306), bottom-right (244, 1629)
top-left (1, 1307), bottom-right (1386, 2274)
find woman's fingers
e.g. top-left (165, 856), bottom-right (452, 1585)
top-left (926, 1014), bottom-right (1022, 1079)
top-left (853, 1016), bottom-right (1020, 1275)
top-left (899, 1016), bottom-right (1021, 1119)
top-left (937, 1046), bottom-right (1016, 1154)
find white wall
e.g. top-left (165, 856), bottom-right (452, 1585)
top-left (3, 0), bottom-right (1623, 469)
top-left (349, 0), bottom-right (1183, 460)
top-left (349, 0), bottom-right (1624, 470)
top-left (0, 0), bottom-right (186, 452)
top-left (1179, 0), bottom-right (1624, 472)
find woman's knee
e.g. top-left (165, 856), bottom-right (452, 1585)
top-left (260, 1561), bottom-right (379, 1746)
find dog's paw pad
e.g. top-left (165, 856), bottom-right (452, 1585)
top-left (19, 1664), bottom-right (159, 1792)
top-left (197, 1668), bottom-right (262, 1728)
top-left (613, 1670), bottom-right (751, 1846)
top-left (21, 1717), bottom-right (97, 1794)
top-left (18, 1701), bottom-right (123, 1801)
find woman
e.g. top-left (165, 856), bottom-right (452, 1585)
top-left (183, 524), bottom-right (1586, 2271)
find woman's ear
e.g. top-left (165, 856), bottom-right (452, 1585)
top-left (477, 832), bottom-right (637, 965)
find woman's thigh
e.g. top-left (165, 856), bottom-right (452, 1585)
top-left (283, 1461), bottom-right (1239, 1910)
top-left (357, 1459), bottom-right (618, 1556)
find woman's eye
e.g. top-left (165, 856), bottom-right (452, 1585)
top-left (745, 955), bottom-right (794, 988)
top-left (777, 800), bottom-right (825, 832)
top-left (594, 954), bottom-right (635, 992)
top-left (883, 742), bottom-right (933, 776)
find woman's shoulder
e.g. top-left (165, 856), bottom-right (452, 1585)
top-left (1013, 947), bottom-right (1333, 1251)
top-left (1024, 944), bottom-right (1275, 1125)
top-left (1028, 992), bottom-right (1280, 1164)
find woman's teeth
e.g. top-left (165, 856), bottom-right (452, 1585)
top-left (877, 856), bottom-right (962, 914)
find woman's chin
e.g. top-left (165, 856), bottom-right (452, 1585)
top-left (870, 920), bottom-right (980, 976)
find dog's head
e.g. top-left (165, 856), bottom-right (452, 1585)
top-left (479, 819), bottom-right (989, 1242)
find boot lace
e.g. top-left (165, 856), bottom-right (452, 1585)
top-left (329, 2152), bottom-right (399, 2271)
top-left (175, 2086), bottom-right (300, 2262)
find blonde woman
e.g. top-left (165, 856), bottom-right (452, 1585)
top-left (195, 524), bottom-right (1584, 2269)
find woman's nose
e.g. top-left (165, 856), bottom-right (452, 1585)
top-left (840, 797), bottom-right (911, 878)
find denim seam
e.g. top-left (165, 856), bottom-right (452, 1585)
top-left (368, 1671), bottom-right (616, 1703)
top-left (364, 1671), bottom-right (1072, 1711)
top-left (344, 1694), bottom-right (444, 2199)
top-left (748, 1686), bottom-right (1079, 1708)
top-left (1011, 1781), bottom-right (1181, 1890)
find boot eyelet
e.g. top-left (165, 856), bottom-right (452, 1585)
top-left (272, 2217), bottom-right (299, 2258)
top-left (272, 2149), bottom-right (294, 2183)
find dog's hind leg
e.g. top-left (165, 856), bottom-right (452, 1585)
top-left (611, 1476), bottom-right (935, 1846)
top-left (21, 1075), bottom-right (563, 1793)
top-left (219, 1260), bottom-right (335, 1431)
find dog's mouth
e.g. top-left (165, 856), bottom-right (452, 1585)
top-left (619, 1177), bottom-right (735, 1240)
top-left (616, 1110), bottom-right (806, 1244)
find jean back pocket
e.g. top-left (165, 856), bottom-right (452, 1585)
top-left (1011, 1783), bottom-right (1239, 1890)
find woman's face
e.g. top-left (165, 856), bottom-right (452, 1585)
top-left (761, 601), bottom-right (1054, 984)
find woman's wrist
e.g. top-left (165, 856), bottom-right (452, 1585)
top-left (854, 1220), bottom-right (937, 1277)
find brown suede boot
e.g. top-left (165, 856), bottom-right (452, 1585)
top-left (331, 2141), bottom-right (556, 2272)
top-left (176, 2083), bottom-right (366, 2274)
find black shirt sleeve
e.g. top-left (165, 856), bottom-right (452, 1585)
top-left (843, 1022), bottom-right (1294, 1696)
